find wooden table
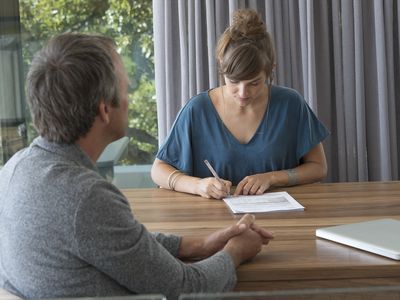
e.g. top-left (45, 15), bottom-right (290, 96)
top-left (122, 181), bottom-right (400, 292)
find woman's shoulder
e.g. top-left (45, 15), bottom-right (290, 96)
top-left (271, 85), bottom-right (303, 100)
top-left (181, 90), bottom-right (213, 112)
top-left (172, 90), bottom-right (214, 125)
top-left (271, 85), bottom-right (307, 109)
top-left (186, 90), bottom-right (211, 105)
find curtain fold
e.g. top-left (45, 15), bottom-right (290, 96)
top-left (153, 0), bottom-right (400, 183)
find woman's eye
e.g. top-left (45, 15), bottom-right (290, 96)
top-left (229, 79), bottom-right (238, 84)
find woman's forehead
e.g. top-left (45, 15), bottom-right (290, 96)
top-left (225, 71), bottom-right (266, 82)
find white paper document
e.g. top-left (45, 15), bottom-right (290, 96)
top-left (223, 191), bottom-right (304, 214)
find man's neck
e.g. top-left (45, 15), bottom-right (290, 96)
top-left (75, 138), bottom-right (107, 163)
top-left (75, 112), bottom-right (121, 163)
top-left (75, 124), bottom-right (113, 163)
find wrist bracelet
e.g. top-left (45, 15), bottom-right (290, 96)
top-left (167, 170), bottom-right (180, 190)
top-left (171, 173), bottom-right (184, 190)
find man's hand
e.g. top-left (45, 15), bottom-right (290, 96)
top-left (222, 214), bottom-right (274, 267)
top-left (178, 214), bottom-right (273, 260)
top-left (200, 214), bottom-right (258, 257)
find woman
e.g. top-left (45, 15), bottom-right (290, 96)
top-left (151, 9), bottom-right (329, 199)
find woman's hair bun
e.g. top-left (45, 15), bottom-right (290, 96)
top-left (215, 8), bottom-right (275, 82)
top-left (229, 9), bottom-right (267, 42)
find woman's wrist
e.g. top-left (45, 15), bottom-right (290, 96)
top-left (268, 171), bottom-right (281, 187)
top-left (173, 175), bottom-right (202, 196)
top-left (193, 177), bottom-right (203, 195)
top-left (286, 168), bottom-right (299, 186)
top-left (269, 170), bottom-right (291, 187)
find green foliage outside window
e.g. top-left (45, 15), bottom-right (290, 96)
top-left (19, 0), bottom-right (157, 164)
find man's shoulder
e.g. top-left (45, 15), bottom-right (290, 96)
top-left (0, 145), bottom-right (38, 187)
top-left (0, 140), bottom-right (104, 206)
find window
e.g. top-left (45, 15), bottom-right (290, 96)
top-left (0, 0), bottom-right (157, 186)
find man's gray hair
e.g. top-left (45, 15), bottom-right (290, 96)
top-left (27, 32), bottom-right (120, 143)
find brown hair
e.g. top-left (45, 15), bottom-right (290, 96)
top-left (216, 9), bottom-right (275, 84)
top-left (26, 32), bottom-right (120, 144)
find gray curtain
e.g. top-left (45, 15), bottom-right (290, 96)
top-left (153, 0), bottom-right (400, 183)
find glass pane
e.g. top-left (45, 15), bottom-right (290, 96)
top-left (0, 0), bottom-right (27, 166)
top-left (1, 1), bottom-right (157, 185)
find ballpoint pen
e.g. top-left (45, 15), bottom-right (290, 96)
top-left (203, 159), bottom-right (230, 196)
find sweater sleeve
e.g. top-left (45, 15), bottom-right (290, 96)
top-left (150, 232), bottom-right (181, 257)
top-left (73, 181), bottom-right (236, 299)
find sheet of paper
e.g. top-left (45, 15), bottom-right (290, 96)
top-left (223, 191), bottom-right (304, 214)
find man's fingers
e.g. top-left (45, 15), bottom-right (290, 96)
top-left (219, 215), bottom-right (255, 238)
top-left (216, 215), bottom-right (274, 248)
top-left (251, 223), bottom-right (274, 239)
top-left (218, 223), bottom-right (244, 241)
top-left (236, 214), bottom-right (255, 227)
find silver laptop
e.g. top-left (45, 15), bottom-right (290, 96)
top-left (316, 218), bottom-right (400, 260)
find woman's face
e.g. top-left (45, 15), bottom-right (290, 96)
top-left (223, 71), bottom-right (268, 107)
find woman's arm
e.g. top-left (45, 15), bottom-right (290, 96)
top-left (273, 142), bottom-right (327, 186)
top-left (151, 158), bottom-right (231, 199)
top-left (234, 143), bottom-right (327, 195)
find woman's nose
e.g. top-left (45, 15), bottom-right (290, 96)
top-left (237, 83), bottom-right (248, 97)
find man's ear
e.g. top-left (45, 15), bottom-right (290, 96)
top-left (98, 100), bottom-right (110, 124)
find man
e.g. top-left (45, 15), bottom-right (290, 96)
top-left (0, 33), bottom-right (273, 300)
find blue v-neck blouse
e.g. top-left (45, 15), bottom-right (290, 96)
top-left (156, 85), bottom-right (329, 186)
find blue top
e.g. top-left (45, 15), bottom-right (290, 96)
top-left (157, 85), bottom-right (329, 186)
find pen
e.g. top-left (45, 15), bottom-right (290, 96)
top-left (203, 159), bottom-right (230, 196)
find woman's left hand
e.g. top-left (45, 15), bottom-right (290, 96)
top-left (234, 173), bottom-right (275, 196)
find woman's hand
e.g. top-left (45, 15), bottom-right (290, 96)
top-left (234, 144), bottom-right (328, 196)
top-left (196, 177), bottom-right (232, 199)
top-left (234, 173), bottom-right (275, 196)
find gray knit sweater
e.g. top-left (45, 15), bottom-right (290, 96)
top-left (0, 137), bottom-right (236, 299)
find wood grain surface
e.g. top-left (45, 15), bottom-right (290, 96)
top-left (122, 181), bottom-right (400, 291)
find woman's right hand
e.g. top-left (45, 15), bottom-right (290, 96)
top-left (196, 177), bottom-right (232, 199)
